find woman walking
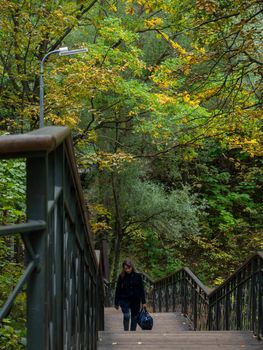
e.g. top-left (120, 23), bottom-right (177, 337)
top-left (114, 259), bottom-right (146, 331)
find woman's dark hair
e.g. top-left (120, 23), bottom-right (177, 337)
top-left (120, 259), bottom-right (135, 278)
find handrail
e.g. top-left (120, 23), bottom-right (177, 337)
top-left (0, 126), bottom-right (70, 154)
top-left (153, 267), bottom-right (211, 294)
top-left (0, 127), bottom-right (105, 349)
top-left (209, 251), bottom-right (263, 297)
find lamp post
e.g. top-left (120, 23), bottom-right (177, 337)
top-left (39, 47), bottom-right (88, 128)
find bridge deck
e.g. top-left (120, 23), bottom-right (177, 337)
top-left (98, 308), bottom-right (262, 349)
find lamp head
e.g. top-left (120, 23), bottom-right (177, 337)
top-left (59, 47), bottom-right (88, 56)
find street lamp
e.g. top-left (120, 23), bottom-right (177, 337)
top-left (39, 47), bottom-right (88, 128)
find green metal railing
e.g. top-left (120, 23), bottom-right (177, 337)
top-left (0, 127), bottom-right (105, 349)
top-left (152, 251), bottom-right (263, 338)
top-left (152, 268), bottom-right (210, 330)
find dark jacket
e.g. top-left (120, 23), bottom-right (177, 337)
top-left (114, 272), bottom-right (146, 306)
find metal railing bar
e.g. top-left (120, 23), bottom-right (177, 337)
top-left (54, 186), bottom-right (62, 201)
top-left (75, 229), bottom-right (84, 255)
top-left (143, 268), bottom-right (210, 296)
top-left (0, 127), bottom-right (70, 155)
top-left (153, 252), bottom-right (263, 299)
top-left (64, 200), bottom-right (75, 224)
top-left (48, 200), bottom-right (55, 213)
top-left (183, 268), bottom-right (211, 294)
top-left (48, 186), bottom-right (63, 213)
top-left (0, 260), bottom-right (36, 322)
top-left (64, 203), bottom-right (92, 262)
top-left (64, 202), bottom-right (95, 269)
top-left (183, 287), bottom-right (209, 303)
top-left (153, 272), bottom-right (180, 284)
top-left (22, 234), bottom-right (36, 261)
top-left (184, 279), bottom-right (209, 297)
top-left (64, 138), bottom-right (98, 266)
top-left (0, 220), bottom-right (46, 236)
top-left (208, 251), bottom-right (263, 297)
top-left (209, 272), bottom-right (261, 306)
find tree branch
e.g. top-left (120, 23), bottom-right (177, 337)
top-left (123, 209), bottom-right (171, 233)
top-left (244, 51), bottom-right (263, 66)
top-left (48, 0), bottom-right (99, 52)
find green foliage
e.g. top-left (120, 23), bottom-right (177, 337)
top-left (0, 0), bottom-right (262, 288)
top-left (122, 176), bottom-right (202, 239)
top-left (86, 159), bottom-right (204, 281)
top-left (0, 319), bottom-right (26, 350)
top-left (0, 159), bottom-right (26, 224)
top-left (174, 141), bottom-right (263, 283)
top-left (0, 159), bottom-right (26, 349)
top-left (132, 229), bottom-right (184, 279)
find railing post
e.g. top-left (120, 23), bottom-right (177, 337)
top-left (152, 285), bottom-right (156, 313)
top-left (93, 275), bottom-right (96, 350)
top-left (165, 280), bottom-right (169, 312)
top-left (251, 258), bottom-right (257, 335)
top-left (193, 285), bottom-right (197, 330)
top-left (158, 283), bottom-right (162, 312)
top-left (257, 256), bottom-right (263, 339)
top-left (26, 155), bottom-right (48, 350)
top-left (236, 272), bottom-right (241, 330)
top-left (172, 275), bottom-right (176, 312)
top-left (225, 285), bottom-right (230, 330)
top-left (215, 291), bottom-right (220, 329)
top-left (208, 297), bottom-right (212, 330)
top-left (180, 271), bottom-right (185, 314)
top-left (183, 272), bottom-right (187, 315)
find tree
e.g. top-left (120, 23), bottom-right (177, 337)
top-left (0, 0), bottom-right (262, 283)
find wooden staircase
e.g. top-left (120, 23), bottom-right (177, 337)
top-left (98, 308), bottom-right (262, 350)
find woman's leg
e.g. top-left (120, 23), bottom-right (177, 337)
top-left (119, 301), bottom-right (130, 331)
top-left (130, 315), bottom-right (138, 331)
top-left (130, 300), bottom-right (141, 331)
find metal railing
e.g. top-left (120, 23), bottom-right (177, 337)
top-left (152, 268), bottom-right (210, 330)
top-left (152, 252), bottom-right (263, 338)
top-left (0, 127), bottom-right (105, 349)
top-left (208, 251), bottom-right (263, 337)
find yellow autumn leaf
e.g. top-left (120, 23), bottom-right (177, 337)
top-left (155, 93), bottom-right (173, 105)
top-left (125, 6), bottom-right (135, 15)
top-left (110, 4), bottom-right (117, 12)
top-left (144, 17), bottom-right (163, 28)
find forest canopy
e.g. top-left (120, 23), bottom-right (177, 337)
top-left (0, 0), bottom-right (262, 285)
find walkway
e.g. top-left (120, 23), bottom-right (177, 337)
top-left (98, 308), bottom-right (262, 350)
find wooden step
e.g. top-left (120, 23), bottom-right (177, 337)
top-left (98, 308), bottom-right (262, 350)
top-left (98, 333), bottom-right (262, 350)
top-left (98, 345), bottom-right (263, 349)
top-left (104, 308), bottom-right (191, 332)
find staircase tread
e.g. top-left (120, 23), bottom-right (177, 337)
top-left (98, 308), bottom-right (261, 350)
top-left (98, 346), bottom-right (263, 349)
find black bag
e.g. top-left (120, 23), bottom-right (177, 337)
top-left (137, 309), bottom-right (153, 330)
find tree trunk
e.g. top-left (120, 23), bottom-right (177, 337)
top-left (110, 172), bottom-right (123, 282)
top-left (111, 233), bottom-right (122, 283)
